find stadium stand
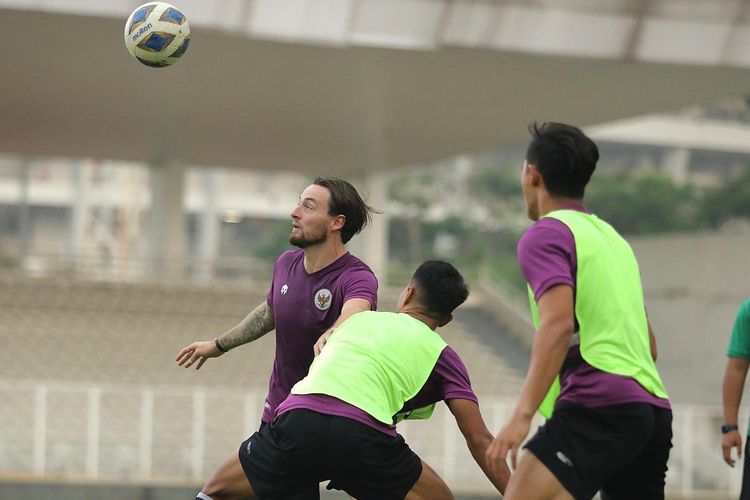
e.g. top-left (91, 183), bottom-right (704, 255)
top-left (0, 275), bottom-right (274, 387)
top-left (5, 271), bottom-right (738, 496)
top-left (0, 273), bottom-right (528, 496)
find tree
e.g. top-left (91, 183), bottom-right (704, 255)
top-left (697, 168), bottom-right (750, 227)
top-left (585, 173), bottom-right (700, 235)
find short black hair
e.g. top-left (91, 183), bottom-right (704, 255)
top-left (411, 260), bottom-right (469, 321)
top-left (526, 122), bottom-right (599, 198)
top-left (313, 177), bottom-right (381, 244)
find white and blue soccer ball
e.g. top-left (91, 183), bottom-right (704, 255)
top-left (124, 2), bottom-right (190, 68)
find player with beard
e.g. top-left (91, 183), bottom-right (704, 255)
top-left (177, 177), bottom-right (379, 435)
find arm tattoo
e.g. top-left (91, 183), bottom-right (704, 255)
top-left (218, 301), bottom-right (275, 351)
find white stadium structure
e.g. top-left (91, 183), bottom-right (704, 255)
top-left (1, 1), bottom-right (750, 498)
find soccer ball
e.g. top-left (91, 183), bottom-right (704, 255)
top-left (124, 2), bottom-right (190, 68)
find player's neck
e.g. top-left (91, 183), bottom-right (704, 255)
top-left (402, 309), bottom-right (440, 331)
top-left (537, 194), bottom-right (584, 218)
top-left (302, 240), bottom-right (347, 273)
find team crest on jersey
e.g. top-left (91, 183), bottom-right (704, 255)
top-left (314, 288), bottom-right (332, 310)
top-left (281, 284), bottom-right (288, 295)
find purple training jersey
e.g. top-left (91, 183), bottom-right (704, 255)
top-left (518, 204), bottom-right (670, 410)
top-left (276, 346), bottom-right (478, 436)
top-left (263, 249), bottom-right (378, 422)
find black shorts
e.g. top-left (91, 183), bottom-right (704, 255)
top-left (524, 402), bottom-right (673, 500)
top-left (741, 438), bottom-right (750, 500)
top-left (238, 409), bottom-right (423, 500)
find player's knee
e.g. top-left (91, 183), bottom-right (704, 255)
top-left (405, 479), bottom-right (454, 500)
top-left (405, 490), bottom-right (451, 500)
top-left (201, 478), bottom-right (232, 500)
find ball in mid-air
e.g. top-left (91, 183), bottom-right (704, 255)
top-left (124, 2), bottom-right (190, 68)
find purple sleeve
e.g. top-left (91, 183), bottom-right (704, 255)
top-left (434, 346), bottom-right (477, 403)
top-left (265, 254), bottom-right (282, 308)
top-left (340, 268), bottom-right (378, 311)
top-left (265, 275), bottom-right (274, 308)
top-left (399, 346), bottom-right (477, 412)
top-left (517, 219), bottom-right (576, 302)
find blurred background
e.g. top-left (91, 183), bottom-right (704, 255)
top-left (1, 0), bottom-right (750, 498)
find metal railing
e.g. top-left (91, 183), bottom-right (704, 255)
top-left (0, 380), bottom-right (742, 497)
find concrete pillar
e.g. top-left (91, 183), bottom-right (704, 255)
top-left (662, 148), bottom-right (691, 185)
top-left (68, 162), bottom-right (85, 257)
top-left (354, 64), bottom-right (390, 287)
top-left (113, 165), bottom-right (146, 279)
top-left (148, 162), bottom-right (186, 281)
top-left (68, 161), bottom-right (91, 274)
top-left (196, 169), bottom-right (220, 282)
top-left (18, 158), bottom-right (31, 265)
top-left (359, 172), bottom-right (389, 287)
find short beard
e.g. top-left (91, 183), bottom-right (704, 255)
top-left (289, 231), bottom-right (326, 249)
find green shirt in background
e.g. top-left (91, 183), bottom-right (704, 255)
top-left (728, 300), bottom-right (750, 360)
top-left (727, 300), bottom-right (750, 435)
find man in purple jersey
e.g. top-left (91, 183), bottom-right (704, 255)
top-left (194, 261), bottom-right (510, 500)
top-left (486, 123), bottom-right (672, 499)
top-left (176, 177), bottom-right (379, 428)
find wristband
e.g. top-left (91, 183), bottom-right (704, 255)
top-left (721, 423), bottom-right (739, 434)
top-left (214, 338), bottom-right (228, 353)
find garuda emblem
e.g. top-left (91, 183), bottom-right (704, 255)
top-left (314, 288), bottom-right (332, 311)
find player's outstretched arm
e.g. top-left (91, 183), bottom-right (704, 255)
top-left (175, 301), bottom-right (275, 370)
top-left (486, 284), bottom-right (574, 474)
top-left (313, 298), bottom-right (371, 356)
top-left (447, 398), bottom-right (509, 494)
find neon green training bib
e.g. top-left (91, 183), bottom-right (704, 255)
top-left (291, 311), bottom-right (447, 425)
top-left (528, 209), bottom-right (668, 418)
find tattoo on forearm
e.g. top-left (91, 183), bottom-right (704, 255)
top-left (219, 302), bottom-right (275, 350)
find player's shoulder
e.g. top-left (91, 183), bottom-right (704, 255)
top-left (433, 345), bottom-right (475, 391)
top-left (439, 345), bottom-right (466, 366)
top-left (343, 252), bottom-right (374, 271)
top-left (275, 248), bottom-right (304, 265)
top-left (519, 217), bottom-right (573, 251)
top-left (526, 217), bottom-right (572, 237)
top-left (335, 253), bottom-right (376, 279)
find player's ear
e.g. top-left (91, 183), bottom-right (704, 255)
top-left (330, 214), bottom-right (345, 232)
top-left (527, 163), bottom-right (543, 188)
top-left (402, 285), bottom-right (416, 305)
top-left (437, 313), bottom-right (453, 327)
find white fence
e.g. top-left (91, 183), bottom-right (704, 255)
top-left (0, 380), bottom-right (742, 497)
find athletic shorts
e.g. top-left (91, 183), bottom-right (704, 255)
top-left (238, 409), bottom-right (423, 500)
top-left (524, 402), bottom-right (673, 500)
top-left (255, 417), bottom-right (319, 500)
top-left (741, 438), bottom-right (750, 500)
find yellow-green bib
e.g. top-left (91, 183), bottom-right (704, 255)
top-left (291, 311), bottom-right (447, 425)
top-left (529, 209), bottom-right (668, 418)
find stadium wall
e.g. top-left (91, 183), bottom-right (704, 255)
top-left (476, 223), bottom-right (749, 407)
top-left (630, 224), bottom-right (750, 406)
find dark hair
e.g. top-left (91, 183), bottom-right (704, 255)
top-left (411, 260), bottom-right (469, 320)
top-left (526, 122), bottom-right (599, 198)
top-left (313, 177), bottom-right (381, 244)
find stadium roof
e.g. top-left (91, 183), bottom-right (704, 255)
top-left (2, 1), bottom-right (750, 175)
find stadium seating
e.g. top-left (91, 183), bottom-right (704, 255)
top-left (0, 275), bottom-right (274, 387)
top-left (0, 273), bottom-right (527, 494)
